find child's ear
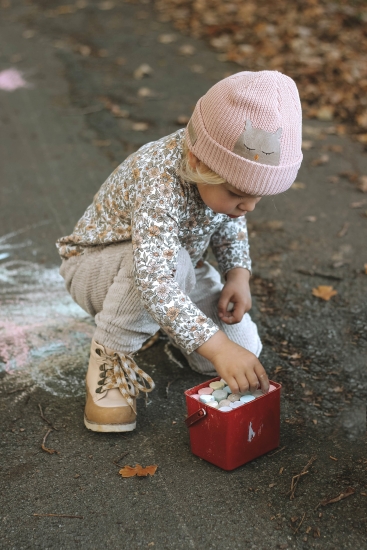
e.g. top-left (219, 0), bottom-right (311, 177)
top-left (187, 151), bottom-right (199, 169)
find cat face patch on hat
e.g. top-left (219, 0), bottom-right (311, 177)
top-left (185, 70), bottom-right (303, 196)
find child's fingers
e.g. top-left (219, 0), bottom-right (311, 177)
top-left (235, 372), bottom-right (250, 394)
top-left (226, 376), bottom-right (240, 394)
top-left (254, 363), bottom-right (269, 393)
top-left (246, 370), bottom-right (260, 393)
top-left (217, 293), bottom-right (232, 318)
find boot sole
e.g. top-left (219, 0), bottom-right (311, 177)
top-left (84, 415), bottom-right (136, 432)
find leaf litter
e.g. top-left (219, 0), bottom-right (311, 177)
top-left (155, 0), bottom-right (367, 136)
top-left (119, 464), bottom-right (158, 478)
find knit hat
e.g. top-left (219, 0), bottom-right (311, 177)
top-left (185, 71), bottom-right (303, 195)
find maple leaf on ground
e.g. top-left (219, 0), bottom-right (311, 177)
top-left (312, 286), bottom-right (338, 301)
top-left (119, 464), bottom-right (158, 478)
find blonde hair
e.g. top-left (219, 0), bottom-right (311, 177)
top-left (179, 139), bottom-right (226, 186)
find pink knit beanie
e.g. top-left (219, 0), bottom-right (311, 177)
top-left (185, 71), bottom-right (303, 195)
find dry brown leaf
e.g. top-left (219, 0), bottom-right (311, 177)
top-left (132, 122), bottom-right (149, 131)
top-left (301, 140), bottom-right (313, 150)
top-left (133, 64), bottom-right (153, 80)
top-left (119, 464), bottom-right (158, 478)
top-left (137, 87), bottom-right (155, 98)
top-left (98, 1), bottom-right (114, 10)
top-left (311, 154), bottom-right (329, 166)
top-left (292, 181), bottom-right (306, 189)
top-left (158, 33), bottom-right (177, 44)
top-left (178, 44), bottom-right (195, 56)
top-left (312, 286), bottom-right (338, 301)
top-left (358, 176), bottom-right (367, 193)
top-left (274, 366), bottom-right (283, 374)
top-left (305, 216), bottom-right (317, 222)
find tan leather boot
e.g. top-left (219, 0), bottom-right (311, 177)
top-left (84, 340), bottom-right (154, 433)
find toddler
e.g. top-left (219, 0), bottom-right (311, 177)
top-left (57, 71), bottom-right (302, 432)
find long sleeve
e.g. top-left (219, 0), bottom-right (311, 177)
top-left (132, 172), bottom-right (219, 354)
top-left (210, 216), bottom-right (251, 275)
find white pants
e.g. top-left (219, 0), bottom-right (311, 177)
top-left (60, 242), bottom-right (262, 375)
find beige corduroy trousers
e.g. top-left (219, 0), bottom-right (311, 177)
top-left (59, 242), bottom-right (262, 375)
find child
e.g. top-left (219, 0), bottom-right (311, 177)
top-left (57, 70), bottom-right (302, 432)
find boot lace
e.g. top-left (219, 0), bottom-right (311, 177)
top-left (95, 347), bottom-right (154, 410)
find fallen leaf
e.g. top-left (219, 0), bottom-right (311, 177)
top-left (56, 5), bottom-right (76, 15)
top-left (350, 201), bottom-right (366, 209)
top-left (292, 181), bottom-right (306, 189)
top-left (305, 216), bottom-right (317, 222)
top-left (178, 44), bottom-right (195, 56)
top-left (269, 483), bottom-right (276, 488)
top-left (279, 467), bottom-right (284, 475)
top-left (320, 487), bottom-right (355, 506)
top-left (266, 220), bottom-right (284, 230)
top-left (306, 526), bottom-right (312, 534)
top-left (312, 286), bottom-right (338, 301)
top-left (133, 64), bottom-right (153, 79)
top-left (311, 154), bottom-right (329, 166)
top-left (77, 45), bottom-right (91, 57)
top-left (291, 516), bottom-right (298, 523)
top-left (274, 366), bottom-right (283, 374)
top-left (119, 464), bottom-right (158, 478)
top-left (312, 419), bottom-right (317, 425)
top-left (176, 115), bottom-right (190, 125)
top-left (358, 176), bottom-right (367, 193)
top-left (190, 64), bottom-right (205, 73)
top-left (137, 87), bottom-right (155, 98)
top-left (313, 528), bottom-right (321, 538)
top-left (316, 106), bottom-right (334, 121)
top-left (327, 175), bottom-right (340, 184)
top-left (109, 104), bottom-right (129, 118)
top-left (98, 1), bottom-right (114, 10)
top-left (332, 386), bottom-right (343, 393)
top-left (132, 122), bottom-right (149, 131)
top-left (158, 33), bottom-right (177, 44)
top-left (301, 140), bottom-right (313, 150)
top-left (364, 264), bottom-right (367, 275)
top-left (329, 456), bottom-right (338, 461)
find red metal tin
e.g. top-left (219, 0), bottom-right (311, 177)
top-left (185, 377), bottom-right (281, 471)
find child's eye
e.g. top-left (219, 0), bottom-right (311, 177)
top-left (262, 151), bottom-right (274, 155)
top-left (230, 191), bottom-right (243, 198)
top-left (244, 143), bottom-right (255, 151)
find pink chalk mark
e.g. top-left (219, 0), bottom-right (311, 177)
top-left (0, 68), bottom-right (30, 91)
top-left (0, 321), bottom-right (35, 372)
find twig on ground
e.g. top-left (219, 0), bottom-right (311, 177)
top-left (166, 378), bottom-right (180, 398)
top-left (38, 404), bottom-right (58, 431)
top-left (41, 429), bottom-right (59, 455)
top-left (315, 487), bottom-right (355, 509)
top-left (293, 512), bottom-right (306, 535)
top-left (140, 332), bottom-right (160, 351)
top-left (7, 387), bottom-right (29, 394)
top-left (337, 222), bottom-right (350, 238)
top-left (268, 446), bottom-right (286, 457)
top-left (33, 513), bottom-right (83, 519)
top-left (113, 451), bottom-right (130, 467)
top-left (296, 269), bottom-right (343, 281)
top-left (289, 456), bottom-right (317, 500)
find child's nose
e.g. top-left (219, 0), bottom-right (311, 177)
top-left (239, 200), bottom-right (257, 212)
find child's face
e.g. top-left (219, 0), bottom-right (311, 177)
top-left (196, 181), bottom-right (262, 218)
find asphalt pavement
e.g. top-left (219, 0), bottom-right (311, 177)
top-left (0, 1), bottom-right (366, 549)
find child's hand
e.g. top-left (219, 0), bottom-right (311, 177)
top-left (197, 331), bottom-right (269, 394)
top-left (218, 268), bottom-right (252, 324)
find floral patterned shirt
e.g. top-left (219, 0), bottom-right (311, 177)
top-left (56, 130), bottom-right (251, 353)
